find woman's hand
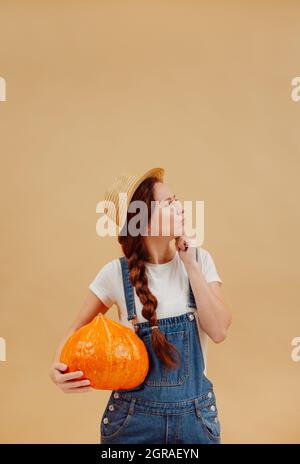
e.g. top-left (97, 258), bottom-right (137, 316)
top-left (49, 362), bottom-right (93, 394)
top-left (175, 234), bottom-right (198, 267)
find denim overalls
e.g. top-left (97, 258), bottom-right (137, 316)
top-left (100, 252), bottom-right (221, 444)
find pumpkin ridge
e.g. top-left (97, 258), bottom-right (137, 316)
top-left (123, 330), bottom-right (141, 387)
top-left (106, 318), bottom-right (136, 388)
top-left (101, 315), bottom-right (113, 387)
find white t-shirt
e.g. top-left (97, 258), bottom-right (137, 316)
top-left (88, 247), bottom-right (222, 373)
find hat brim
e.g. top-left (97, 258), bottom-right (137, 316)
top-left (127, 167), bottom-right (165, 206)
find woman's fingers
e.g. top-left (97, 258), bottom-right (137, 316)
top-left (50, 362), bottom-right (93, 393)
top-left (56, 370), bottom-right (84, 383)
top-left (176, 236), bottom-right (187, 251)
top-left (64, 386), bottom-right (93, 394)
top-left (63, 379), bottom-right (91, 389)
top-left (53, 362), bottom-right (68, 371)
top-left (176, 234), bottom-right (198, 252)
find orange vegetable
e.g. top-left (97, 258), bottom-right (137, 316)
top-left (60, 313), bottom-right (149, 390)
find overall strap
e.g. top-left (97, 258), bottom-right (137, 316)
top-left (119, 256), bottom-right (139, 330)
top-left (187, 247), bottom-right (199, 308)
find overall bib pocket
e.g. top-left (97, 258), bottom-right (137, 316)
top-left (100, 397), bottom-right (134, 441)
top-left (142, 329), bottom-right (190, 386)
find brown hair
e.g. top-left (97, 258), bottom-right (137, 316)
top-left (118, 176), bottom-right (181, 369)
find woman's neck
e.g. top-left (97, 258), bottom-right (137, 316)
top-left (144, 239), bottom-right (176, 264)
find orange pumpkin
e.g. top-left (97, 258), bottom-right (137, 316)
top-left (60, 313), bottom-right (149, 390)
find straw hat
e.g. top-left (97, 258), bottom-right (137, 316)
top-left (103, 167), bottom-right (165, 228)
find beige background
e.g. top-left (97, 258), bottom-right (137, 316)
top-left (0, 0), bottom-right (299, 444)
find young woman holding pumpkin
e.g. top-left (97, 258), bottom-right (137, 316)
top-left (49, 167), bottom-right (232, 444)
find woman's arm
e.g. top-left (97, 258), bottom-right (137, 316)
top-left (175, 236), bottom-right (232, 344)
top-left (49, 291), bottom-right (110, 393)
top-left (186, 261), bottom-right (232, 343)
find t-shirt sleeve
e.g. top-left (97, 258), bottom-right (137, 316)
top-left (88, 260), bottom-right (117, 308)
top-left (198, 248), bottom-right (223, 285)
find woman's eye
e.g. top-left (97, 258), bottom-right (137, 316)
top-left (160, 197), bottom-right (179, 207)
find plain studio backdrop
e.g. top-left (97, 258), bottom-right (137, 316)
top-left (0, 0), bottom-right (299, 443)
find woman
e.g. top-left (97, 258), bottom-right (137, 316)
top-left (49, 167), bottom-right (232, 444)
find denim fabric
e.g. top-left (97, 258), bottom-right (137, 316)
top-left (100, 253), bottom-right (221, 444)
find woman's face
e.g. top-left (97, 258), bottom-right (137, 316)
top-left (147, 182), bottom-right (184, 238)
